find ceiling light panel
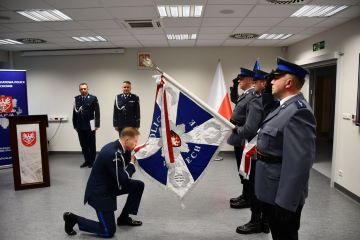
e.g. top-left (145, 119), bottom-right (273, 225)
top-left (158, 5), bottom-right (203, 18)
top-left (167, 34), bottom-right (197, 40)
top-left (72, 36), bottom-right (107, 42)
top-left (0, 39), bottom-right (24, 45)
top-left (17, 9), bottom-right (72, 22)
top-left (291, 5), bottom-right (348, 17)
top-left (258, 33), bottom-right (293, 39)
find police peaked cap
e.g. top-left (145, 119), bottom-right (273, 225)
top-left (238, 68), bottom-right (254, 78)
top-left (273, 57), bottom-right (308, 83)
top-left (254, 69), bottom-right (269, 80)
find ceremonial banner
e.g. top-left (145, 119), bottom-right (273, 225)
top-left (135, 75), bottom-right (233, 198)
top-left (0, 70), bottom-right (28, 168)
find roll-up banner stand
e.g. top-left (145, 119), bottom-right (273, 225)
top-left (0, 70), bottom-right (28, 168)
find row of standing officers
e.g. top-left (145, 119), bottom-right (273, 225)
top-left (228, 57), bottom-right (316, 240)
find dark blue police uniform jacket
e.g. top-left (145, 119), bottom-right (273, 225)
top-left (113, 93), bottom-right (140, 129)
top-left (227, 88), bottom-right (257, 146)
top-left (72, 94), bottom-right (100, 130)
top-left (84, 140), bottom-right (135, 211)
top-left (255, 93), bottom-right (316, 212)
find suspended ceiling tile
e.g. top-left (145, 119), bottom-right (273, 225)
top-left (41, 21), bottom-right (87, 30)
top-left (240, 17), bottom-right (284, 27)
top-left (196, 39), bottom-right (224, 46)
top-left (199, 27), bottom-right (236, 34)
top-left (197, 33), bottom-right (228, 40)
top-left (102, 0), bottom-right (155, 7)
top-left (0, 0), bottom-right (54, 10)
top-left (201, 18), bottom-right (243, 27)
top-left (248, 5), bottom-right (302, 18)
top-left (91, 28), bottom-right (129, 36)
top-left (204, 5), bottom-right (253, 18)
top-left (106, 6), bottom-right (157, 19)
top-left (78, 20), bottom-right (121, 29)
top-left (63, 8), bottom-right (112, 21)
top-left (3, 23), bottom-right (50, 31)
top-left (45, 0), bottom-right (101, 9)
top-left (162, 18), bottom-right (202, 28)
top-left (278, 18), bottom-right (325, 27)
top-left (233, 26), bottom-right (270, 34)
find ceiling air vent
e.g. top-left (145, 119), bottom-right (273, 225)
top-left (124, 19), bottom-right (162, 29)
top-left (230, 33), bottom-right (259, 39)
top-left (16, 38), bottom-right (47, 44)
top-left (266, 0), bottom-right (305, 4)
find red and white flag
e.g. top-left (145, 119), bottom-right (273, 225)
top-left (207, 61), bottom-right (232, 120)
top-left (239, 135), bottom-right (258, 180)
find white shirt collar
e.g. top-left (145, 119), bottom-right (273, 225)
top-left (119, 140), bottom-right (126, 152)
top-left (280, 94), bottom-right (298, 106)
top-left (243, 86), bottom-right (254, 94)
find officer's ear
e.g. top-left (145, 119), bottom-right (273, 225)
top-left (284, 74), bottom-right (294, 89)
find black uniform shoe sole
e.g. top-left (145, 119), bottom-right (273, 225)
top-left (236, 226), bottom-right (263, 235)
top-left (80, 163), bottom-right (89, 168)
top-left (117, 218), bottom-right (142, 227)
top-left (230, 202), bottom-right (250, 209)
top-left (63, 212), bottom-right (77, 235)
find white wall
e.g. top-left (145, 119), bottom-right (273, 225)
top-left (13, 47), bottom-right (284, 152)
top-left (288, 17), bottom-right (360, 197)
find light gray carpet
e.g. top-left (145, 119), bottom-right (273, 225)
top-left (0, 152), bottom-right (359, 240)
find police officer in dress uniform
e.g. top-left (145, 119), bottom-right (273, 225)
top-left (63, 127), bottom-right (144, 238)
top-left (255, 58), bottom-right (316, 240)
top-left (72, 83), bottom-right (100, 168)
top-left (228, 68), bottom-right (257, 209)
top-left (113, 81), bottom-right (140, 133)
top-left (235, 69), bottom-right (271, 235)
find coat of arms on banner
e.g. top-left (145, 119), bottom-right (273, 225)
top-left (21, 131), bottom-right (36, 147)
top-left (135, 75), bottom-right (232, 198)
top-left (0, 96), bottom-right (13, 113)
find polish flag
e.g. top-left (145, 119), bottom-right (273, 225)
top-left (207, 61), bottom-right (232, 120)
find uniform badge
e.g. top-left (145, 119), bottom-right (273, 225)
top-left (295, 100), bottom-right (306, 109)
top-left (0, 96), bottom-right (13, 113)
top-left (21, 131), bottom-right (37, 147)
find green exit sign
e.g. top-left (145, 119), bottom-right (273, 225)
top-left (313, 41), bottom-right (325, 51)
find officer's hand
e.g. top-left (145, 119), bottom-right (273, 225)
top-left (232, 126), bottom-right (238, 135)
top-left (130, 154), bottom-right (137, 164)
top-left (232, 76), bottom-right (240, 85)
top-left (274, 204), bottom-right (294, 222)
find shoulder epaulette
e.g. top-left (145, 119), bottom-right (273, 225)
top-left (295, 100), bottom-right (307, 109)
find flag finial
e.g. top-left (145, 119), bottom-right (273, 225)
top-left (253, 58), bottom-right (260, 71)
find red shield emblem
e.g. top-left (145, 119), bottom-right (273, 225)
top-left (0, 96), bottom-right (13, 113)
top-left (21, 131), bottom-right (37, 147)
top-left (170, 130), bottom-right (181, 147)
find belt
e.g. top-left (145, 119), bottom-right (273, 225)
top-left (257, 151), bottom-right (282, 163)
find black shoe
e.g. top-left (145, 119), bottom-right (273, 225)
top-left (63, 212), bottom-right (78, 235)
top-left (117, 216), bottom-right (142, 227)
top-left (230, 194), bottom-right (245, 204)
top-left (236, 221), bottom-right (263, 234)
top-left (80, 162), bottom-right (89, 168)
top-left (230, 198), bottom-right (250, 209)
top-left (88, 163), bottom-right (93, 168)
top-left (262, 222), bottom-right (270, 233)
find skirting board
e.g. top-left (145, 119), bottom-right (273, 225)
top-left (334, 182), bottom-right (360, 205)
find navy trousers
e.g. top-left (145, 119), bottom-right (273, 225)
top-left (77, 130), bottom-right (96, 165)
top-left (77, 179), bottom-right (144, 238)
